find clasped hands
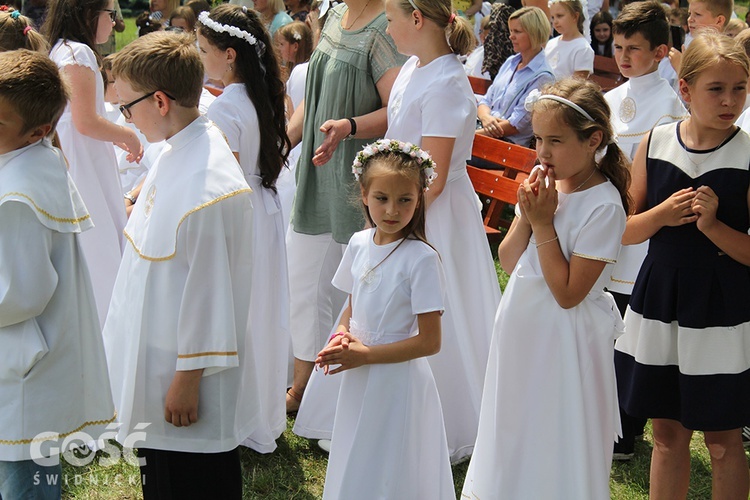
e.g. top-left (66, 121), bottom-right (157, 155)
top-left (315, 331), bottom-right (367, 375)
top-left (517, 166), bottom-right (558, 229)
top-left (659, 185), bottom-right (718, 232)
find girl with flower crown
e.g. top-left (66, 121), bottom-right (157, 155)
top-left (197, 4), bottom-right (292, 454)
top-left (545, 0), bottom-right (594, 79)
top-left (316, 140), bottom-right (454, 499)
top-left (462, 79), bottom-right (631, 499)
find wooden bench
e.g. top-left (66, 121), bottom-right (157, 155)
top-left (468, 75), bottom-right (492, 96)
top-left (591, 55), bottom-right (626, 92)
top-left (468, 134), bottom-right (538, 240)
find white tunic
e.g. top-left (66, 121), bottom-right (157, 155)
top-left (103, 117), bottom-right (258, 453)
top-left (50, 40), bottom-right (126, 327)
top-left (0, 140), bottom-right (114, 461)
top-left (322, 229), bottom-right (453, 500)
top-left (544, 36), bottom-right (595, 79)
top-left (604, 71), bottom-right (687, 295)
top-left (207, 84), bottom-right (290, 454)
top-left (462, 181), bottom-right (625, 500)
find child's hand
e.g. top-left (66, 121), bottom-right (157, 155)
top-left (692, 185), bottom-right (719, 233)
top-left (315, 333), bottom-right (368, 375)
top-left (116, 127), bottom-right (143, 164)
top-left (669, 46), bottom-right (683, 73)
top-left (519, 166), bottom-right (557, 229)
top-left (164, 369), bottom-right (202, 427)
top-left (657, 187), bottom-right (698, 227)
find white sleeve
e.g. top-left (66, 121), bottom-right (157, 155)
top-left (207, 98), bottom-right (242, 153)
top-left (332, 242), bottom-right (355, 295)
top-left (0, 202), bottom-right (57, 327)
top-left (572, 202), bottom-right (626, 264)
top-left (410, 249), bottom-right (445, 315)
top-left (52, 41), bottom-right (99, 74)
top-left (174, 196), bottom-right (250, 374)
top-left (573, 43), bottom-right (595, 73)
top-left (422, 86), bottom-right (475, 139)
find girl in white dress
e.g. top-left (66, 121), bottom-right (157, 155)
top-left (545, 0), bottom-right (595, 79)
top-left (198, 4), bottom-right (292, 454)
top-left (316, 140), bottom-right (453, 500)
top-left (462, 79), bottom-right (631, 499)
top-left (43, 0), bottom-right (142, 326)
top-left (383, 0), bottom-right (502, 463)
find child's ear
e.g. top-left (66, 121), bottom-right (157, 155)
top-left (716, 15), bottom-right (726, 29)
top-left (653, 43), bottom-right (669, 62)
top-left (26, 124), bottom-right (52, 142)
top-left (361, 186), bottom-right (368, 206)
top-left (588, 130), bottom-right (603, 151)
top-left (226, 46), bottom-right (237, 66)
top-left (678, 78), bottom-right (691, 103)
top-left (155, 90), bottom-right (173, 116)
top-left (412, 8), bottom-right (424, 28)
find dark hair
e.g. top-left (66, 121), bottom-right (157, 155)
top-left (42, 0), bottom-right (108, 56)
top-left (589, 11), bottom-right (613, 57)
top-left (533, 79), bottom-right (632, 215)
top-left (170, 6), bottom-right (197, 33)
top-left (0, 49), bottom-right (69, 134)
top-left (186, 0), bottom-right (211, 18)
top-left (358, 150), bottom-right (433, 249)
top-left (198, 4), bottom-right (290, 191)
top-left (136, 11), bottom-right (164, 36)
top-left (613, 1), bottom-right (669, 49)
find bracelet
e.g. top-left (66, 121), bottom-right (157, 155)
top-left (535, 236), bottom-right (558, 248)
top-left (346, 117), bottom-right (357, 138)
top-left (124, 192), bottom-right (137, 204)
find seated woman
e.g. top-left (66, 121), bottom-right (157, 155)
top-left (476, 6), bottom-right (553, 147)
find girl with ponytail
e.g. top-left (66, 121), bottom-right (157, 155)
top-left (197, 4), bottom-right (291, 453)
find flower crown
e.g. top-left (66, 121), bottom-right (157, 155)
top-left (352, 139), bottom-right (437, 190)
top-left (198, 10), bottom-right (266, 56)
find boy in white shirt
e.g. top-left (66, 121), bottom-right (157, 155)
top-left (0, 50), bottom-right (115, 498)
top-left (104, 31), bottom-right (255, 499)
top-left (604, 0), bottom-right (688, 460)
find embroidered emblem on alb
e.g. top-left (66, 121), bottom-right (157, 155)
top-left (619, 97), bottom-right (636, 124)
top-left (143, 184), bottom-right (157, 218)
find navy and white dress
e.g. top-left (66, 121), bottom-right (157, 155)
top-left (614, 122), bottom-right (750, 431)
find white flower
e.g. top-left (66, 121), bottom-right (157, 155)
top-left (351, 138), bottom-right (437, 191)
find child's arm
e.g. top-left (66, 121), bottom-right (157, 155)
top-left (621, 134), bottom-right (697, 245)
top-left (286, 99), bottom-right (305, 149)
top-left (422, 136), bottom-right (454, 206)
top-left (691, 185), bottom-right (750, 266)
top-left (315, 311), bottom-right (441, 375)
top-left (497, 168), bottom-right (541, 273)
top-left (522, 168), bottom-right (609, 309)
top-left (64, 65), bottom-right (142, 163)
top-left (164, 368), bottom-right (203, 427)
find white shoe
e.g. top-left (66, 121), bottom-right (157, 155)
top-left (318, 439), bottom-right (331, 453)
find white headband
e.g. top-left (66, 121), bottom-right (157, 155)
top-left (525, 89), bottom-right (616, 144)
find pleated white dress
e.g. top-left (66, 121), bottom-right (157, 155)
top-left (462, 182), bottom-right (626, 500)
top-left (208, 84), bottom-right (290, 453)
top-left (50, 39), bottom-right (126, 326)
top-left (322, 229), bottom-right (453, 500)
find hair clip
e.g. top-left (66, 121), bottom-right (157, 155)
top-left (242, 5), bottom-right (248, 13)
top-left (352, 139), bottom-right (437, 190)
top-left (292, 31), bottom-right (301, 40)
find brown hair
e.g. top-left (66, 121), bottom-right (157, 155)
top-left (613, 1), bottom-right (670, 49)
top-left (0, 49), bottom-right (69, 134)
top-left (396, 0), bottom-right (476, 56)
top-left (358, 151), bottom-right (433, 249)
top-left (679, 30), bottom-right (750, 85)
top-left (0, 11), bottom-right (48, 52)
top-left (198, 4), bottom-right (290, 191)
top-left (276, 20), bottom-right (312, 70)
top-left (42, 0), bottom-right (109, 57)
top-left (532, 79), bottom-right (632, 214)
top-left (110, 31), bottom-right (203, 108)
top-left (169, 6), bottom-right (197, 33)
top-left (550, 0), bottom-right (585, 35)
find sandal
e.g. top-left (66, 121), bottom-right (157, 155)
top-left (286, 387), bottom-right (303, 415)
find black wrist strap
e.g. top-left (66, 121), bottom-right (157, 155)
top-left (347, 117), bottom-right (357, 138)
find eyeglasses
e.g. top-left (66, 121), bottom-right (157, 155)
top-left (101, 8), bottom-right (117, 22)
top-left (119, 90), bottom-right (176, 119)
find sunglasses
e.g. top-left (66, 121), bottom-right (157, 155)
top-left (119, 90), bottom-right (175, 119)
top-left (101, 8), bottom-right (117, 22)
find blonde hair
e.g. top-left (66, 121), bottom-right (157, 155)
top-left (549, 0), bottom-right (585, 34)
top-left (0, 49), bottom-right (69, 134)
top-left (0, 11), bottom-right (48, 52)
top-left (734, 27), bottom-right (750, 56)
top-left (111, 31), bottom-right (203, 108)
top-left (679, 30), bottom-right (750, 85)
top-left (725, 17), bottom-right (746, 35)
top-left (531, 79), bottom-right (632, 214)
top-left (266, 0), bottom-right (286, 16)
top-left (396, 0), bottom-right (476, 56)
top-left (509, 7), bottom-right (552, 49)
top-left (688, 0), bottom-right (732, 28)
